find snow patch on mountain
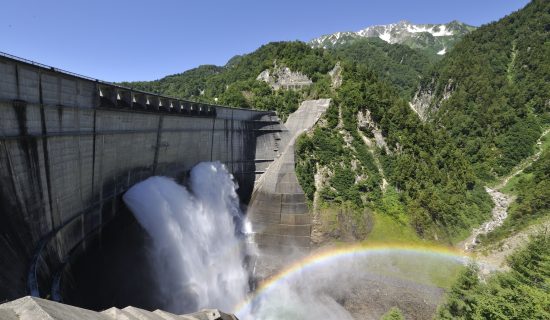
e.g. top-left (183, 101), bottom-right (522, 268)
top-left (310, 20), bottom-right (475, 51)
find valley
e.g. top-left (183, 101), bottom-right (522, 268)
top-left (0, 1), bottom-right (548, 319)
top-left (116, 1), bottom-right (549, 318)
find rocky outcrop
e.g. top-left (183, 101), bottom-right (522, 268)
top-left (256, 65), bottom-right (312, 90)
top-left (357, 109), bottom-right (389, 153)
top-left (409, 89), bottom-right (434, 121)
top-left (409, 78), bottom-right (454, 121)
top-left (328, 62), bottom-right (342, 88)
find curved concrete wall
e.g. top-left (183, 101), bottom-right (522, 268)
top-left (0, 53), bottom-right (280, 301)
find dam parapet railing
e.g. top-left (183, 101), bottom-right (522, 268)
top-left (0, 52), bottom-right (286, 302)
top-left (0, 50), bottom-right (267, 121)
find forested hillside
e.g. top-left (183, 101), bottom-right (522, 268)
top-left (115, 1), bottom-right (549, 318)
top-left (295, 62), bottom-right (492, 241)
top-left (120, 42), bottom-right (336, 119)
top-left (437, 234), bottom-right (549, 319)
top-left (118, 0), bottom-right (548, 244)
top-left (419, 0), bottom-right (550, 179)
top-left (330, 38), bottom-right (437, 98)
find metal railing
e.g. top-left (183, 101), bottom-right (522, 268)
top-left (0, 50), bottom-right (272, 114)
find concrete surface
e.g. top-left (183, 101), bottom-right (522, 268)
top-left (248, 99), bottom-right (330, 251)
top-left (0, 53), bottom-right (280, 302)
top-left (0, 296), bottom-right (237, 320)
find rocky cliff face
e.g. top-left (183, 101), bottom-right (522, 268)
top-left (409, 87), bottom-right (435, 121)
top-left (409, 78), bottom-right (455, 121)
top-left (329, 62), bottom-right (343, 89)
top-left (256, 65), bottom-right (312, 90)
top-left (357, 109), bottom-right (389, 153)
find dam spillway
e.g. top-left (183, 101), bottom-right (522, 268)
top-left (0, 52), bottom-right (284, 305)
top-left (248, 99), bottom-right (330, 251)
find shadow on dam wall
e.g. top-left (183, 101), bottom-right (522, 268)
top-left (60, 203), bottom-right (161, 311)
top-left (0, 52), bottom-right (284, 306)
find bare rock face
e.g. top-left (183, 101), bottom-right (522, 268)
top-left (409, 87), bottom-right (435, 121)
top-left (329, 62), bottom-right (342, 88)
top-left (256, 65), bottom-right (312, 90)
top-left (357, 109), bottom-right (389, 153)
top-left (409, 78), bottom-right (455, 121)
top-left (442, 79), bottom-right (455, 101)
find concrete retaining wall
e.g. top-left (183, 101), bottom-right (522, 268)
top-left (0, 53), bottom-right (281, 301)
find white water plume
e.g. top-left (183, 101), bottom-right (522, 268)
top-left (123, 162), bottom-right (253, 313)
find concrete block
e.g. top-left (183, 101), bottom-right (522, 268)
top-left (76, 80), bottom-right (95, 108)
top-left (0, 296), bottom-right (113, 320)
top-left (281, 202), bottom-right (308, 214)
top-left (18, 66), bottom-right (40, 104)
top-left (0, 61), bottom-right (17, 101)
top-left (0, 309), bottom-right (18, 320)
top-left (122, 306), bottom-right (166, 320)
top-left (281, 213), bottom-right (311, 225)
top-left (255, 233), bottom-right (311, 248)
top-left (257, 223), bottom-right (311, 237)
top-left (41, 73), bottom-right (60, 106)
top-left (60, 77), bottom-right (77, 106)
top-left (281, 193), bottom-right (306, 203)
top-left (248, 211), bottom-right (281, 224)
top-left (102, 307), bottom-right (142, 320)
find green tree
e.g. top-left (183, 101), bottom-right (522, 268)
top-left (381, 307), bottom-right (405, 320)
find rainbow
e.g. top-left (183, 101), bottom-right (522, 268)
top-left (233, 243), bottom-right (471, 316)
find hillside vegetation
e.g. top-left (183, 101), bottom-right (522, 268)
top-left (437, 233), bottom-right (550, 319)
top-left (330, 38), bottom-right (437, 98)
top-left (120, 42), bottom-right (335, 120)
top-left (118, 1), bottom-right (548, 246)
top-left (296, 62), bottom-right (492, 242)
top-left (422, 0), bottom-right (550, 179)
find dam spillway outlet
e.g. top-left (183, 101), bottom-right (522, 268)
top-left (122, 162), bottom-right (254, 314)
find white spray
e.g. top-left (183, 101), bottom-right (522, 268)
top-left (123, 161), bottom-right (466, 319)
top-left (122, 162), bottom-right (253, 313)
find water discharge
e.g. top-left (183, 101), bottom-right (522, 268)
top-left (123, 162), bottom-right (252, 314)
top-left (123, 161), bottom-right (469, 319)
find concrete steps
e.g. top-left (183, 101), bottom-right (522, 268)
top-left (0, 296), bottom-right (237, 320)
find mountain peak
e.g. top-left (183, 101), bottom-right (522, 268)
top-left (309, 20), bottom-right (476, 54)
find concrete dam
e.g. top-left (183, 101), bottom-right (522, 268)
top-left (0, 51), bottom-right (294, 303)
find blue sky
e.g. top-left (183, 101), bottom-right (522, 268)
top-left (1, 0), bottom-right (530, 82)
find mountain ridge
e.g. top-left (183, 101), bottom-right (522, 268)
top-left (310, 20), bottom-right (476, 55)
